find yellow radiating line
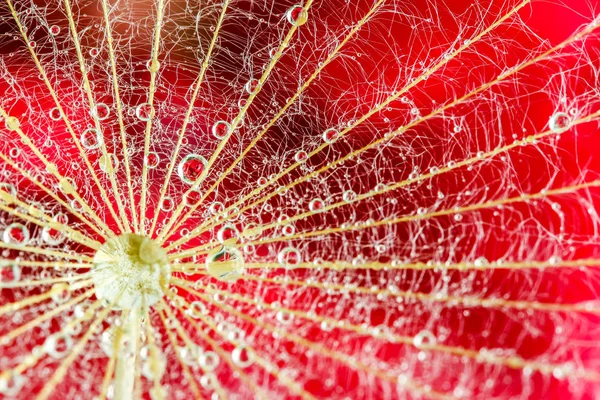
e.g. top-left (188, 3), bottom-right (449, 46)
top-left (0, 275), bottom-right (91, 290)
top-left (156, 305), bottom-right (205, 399)
top-left (161, 300), bottom-right (229, 399)
top-left (174, 280), bottom-right (453, 399)
top-left (207, 271), bottom-right (600, 314)
top-left (157, 0), bottom-right (384, 243)
top-left (239, 179), bottom-right (600, 246)
top-left (0, 290), bottom-right (97, 345)
top-left (172, 258), bottom-right (600, 273)
top-left (165, 299), bottom-right (270, 400)
top-left (0, 106), bottom-right (114, 236)
top-left (170, 109), bottom-right (600, 260)
top-left (198, 281), bottom-right (600, 359)
top-left (0, 196), bottom-right (100, 250)
top-left (165, 294), bottom-right (306, 400)
top-left (98, 309), bottom-right (130, 400)
top-left (156, 0), bottom-right (317, 243)
top-left (5, 0), bottom-right (123, 235)
top-left (149, 0), bottom-right (230, 238)
top-left (100, 0), bottom-right (139, 232)
top-left (0, 152), bottom-right (108, 239)
top-left (167, 10), bottom-right (596, 251)
top-left (35, 302), bottom-right (116, 400)
top-left (0, 279), bottom-right (92, 317)
top-left (0, 241), bottom-right (93, 262)
top-left (139, 0), bottom-right (166, 235)
top-left (143, 307), bottom-right (166, 400)
top-left (0, 260), bottom-right (90, 269)
top-left (179, 280), bottom-right (600, 387)
top-left (0, 294), bottom-right (101, 381)
top-left (62, 0), bottom-right (130, 233)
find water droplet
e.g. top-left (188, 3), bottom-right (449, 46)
top-left (549, 112), bottom-right (571, 134)
top-left (309, 198), bottom-right (325, 213)
top-left (4, 116), bottom-right (19, 131)
top-left (3, 223), bottom-right (30, 246)
top-left (145, 152), bottom-right (160, 169)
top-left (0, 263), bottom-right (21, 283)
top-left (42, 225), bottom-right (66, 245)
top-left (99, 153), bottom-right (119, 173)
top-left (91, 103), bottom-right (110, 121)
top-left (232, 345), bottom-right (253, 368)
top-left (244, 79), bottom-right (259, 94)
top-left (198, 351), bottom-right (220, 372)
top-left (277, 247), bottom-right (302, 268)
top-left (160, 196), bottom-right (174, 212)
top-left (44, 333), bottom-right (73, 358)
top-left (212, 120), bottom-right (230, 140)
top-left (322, 128), bottom-right (339, 144)
top-left (49, 107), bottom-right (62, 121)
top-left (294, 150), bottom-right (308, 163)
top-left (217, 224), bottom-right (239, 244)
top-left (81, 128), bottom-right (103, 150)
top-left (413, 330), bottom-right (436, 348)
top-left (276, 310), bottom-right (294, 325)
top-left (187, 301), bottom-right (207, 319)
top-left (342, 190), bottom-right (357, 202)
top-left (51, 283), bottom-right (71, 303)
top-left (206, 247), bottom-right (244, 281)
top-left (178, 154), bottom-right (207, 185)
top-left (136, 103), bottom-right (154, 121)
top-left (50, 25), bottom-right (60, 35)
top-left (286, 5), bottom-right (308, 26)
top-left (209, 202), bottom-right (224, 215)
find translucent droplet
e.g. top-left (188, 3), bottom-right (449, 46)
top-left (49, 107), bottom-right (62, 121)
top-left (81, 128), bottom-right (103, 150)
top-left (217, 224), bottom-right (239, 244)
top-left (4, 116), bottom-right (20, 131)
top-left (294, 150), bottom-right (308, 163)
top-left (206, 247), bottom-right (244, 281)
top-left (209, 202), bottom-right (224, 215)
top-left (286, 5), bottom-right (308, 26)
top-left (342, 190), bottom-right (357, 202)
top-left (212, 120), bottom-right (230, 140)
top-left (276, 310), bottom-right (294, 325)
top-left (42, 225), bottom-right (66, 245)
top-left (277, 247), bottom-right (302, 268)
top-left (245, 79), bottom-right (259, 94)
top-left (309, 198), bottom-right (325, 213)
top-left (198, 351), bottom-right (220, 372)
top-left (44, 333), bottom-right (73, 358)
top-left (187, 301), bottom-right (207, 319)
top-left (178, 154), bottom-right (207, 185)
top-left (413, 330), bottom-right (436, 348)
top-left (160, 196), bottom-right (174, 212)
top-left (51, 283), bottom-right (71, 303)
top-left (99, 153), bottom-right (119, 173)
top-left (0, 183), bottom-right (17, 198)
top-left (0, 263), bottom-right (21, 283)
top-left (50, 25), bottom-right (60, 36)
top-left (549, 112), bottom-right (571, 134)
top-left (3, 223), bottom-right (30, 246)
top-left (142, 347), bottom-right (166, 380)
top-left (145, 152), bottom-right (160, 169)
top-left (136, 103), bottom-right (154, 121)
top-left (91, 103), bottom-right (110, 121)
top-left (184, 190), bottom-right (201, 207)
top-left (232, 345), bottom-right (253, 368)
top-left (0, 371), bottom-right (26, 396)
top-left (322, 128), bottom-right (339, 144)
